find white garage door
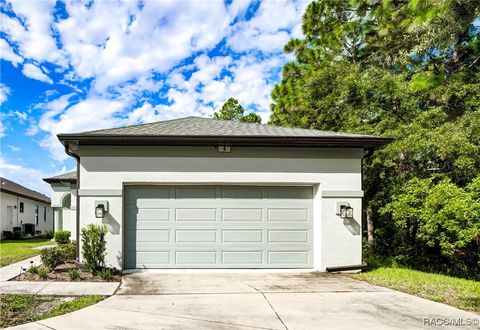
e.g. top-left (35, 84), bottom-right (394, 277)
top-left (124, 186), bottom-right (313, 269)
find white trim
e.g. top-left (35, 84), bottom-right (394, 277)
top-left (78, 189), bottom-right (122, 196)
top-left (321, 190), bottom-right (364, 198)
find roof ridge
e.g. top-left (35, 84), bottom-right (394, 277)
top-left (72, 116), bottom-right (201, 135)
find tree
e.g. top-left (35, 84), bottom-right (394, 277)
top-left (213, 98), bottom-right (262, 123)
top-left (270, 0), bottom-right (480, 278)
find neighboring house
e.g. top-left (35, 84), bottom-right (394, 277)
top-left (0, 177), bottom-right (53, 238)
top-left (51, 116), bottom-right (392, 271)
top-left (43, 171), bottom-right (77, 240)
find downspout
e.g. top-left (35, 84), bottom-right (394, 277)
top-left (64, 143), bottom-right (81, 260)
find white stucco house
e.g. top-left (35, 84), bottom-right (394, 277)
top-left (43, 171), bottom-right (78, 240)
top-left (45, 117), bottom-right (392, 271)
top-left (1, 177), bottom-right (53, 238)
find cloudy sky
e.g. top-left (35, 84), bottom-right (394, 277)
top-left (0, 0), bottom-right (308, 195)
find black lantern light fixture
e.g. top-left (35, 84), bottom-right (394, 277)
top-left (95, 204), bottom-right (105, 218)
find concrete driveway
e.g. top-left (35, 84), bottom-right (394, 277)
top-left (13, 271), bottom-right (479, 330)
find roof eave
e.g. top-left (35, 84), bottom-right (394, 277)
top-left (43, 178), bottom-right (77, 184)
top-left (57, 134), bottom-right (394, 149)
top-left (0, 188), bottom-right (51, 204)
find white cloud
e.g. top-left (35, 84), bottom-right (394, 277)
top-left (7, 145), bottom-right (20, 152)
top-left (0, 38), bottom-right (23, 66)
top-left (0, 156), bottom-right (51, 195)
top-left (0, 83), bottom-right (11, 105)
top-left (0, 121), bottom-right (5, 138)
top-left (22, 63), bottom-right (53, 84)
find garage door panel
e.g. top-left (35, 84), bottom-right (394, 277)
top-left (268, 251), bottom-right (310, 264)
top-left (222, 208), bottom-right (262, 221)
top-left (134, 229), bottom-right (170, 242)
top-left (267, 209), bottom-right (309, 222)
top-left (267, 187), bottom-right (313, 199)
top-left (222, 230), bottom-right (263, 243)
top-left (175, 229), bottom-right (216, 243)
top-left (176, 251), bottom-right (216, 264)
top-left (124, 186), bottom-right (313, 269)
top-left (127, 208), bottom-right (170, 221)
top-left (176, 187), bottom-right (216, 199)
top-left (176, 208), bottom-right (216, 221)
top-left (221, 187), bottom-right (262, 199)
top-left (268, 230), bottom-right (309, 243)
top-left (222, 251), bottom-right (263, 264)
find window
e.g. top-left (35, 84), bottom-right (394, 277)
top-left (44, 207), bottom-right (46, 222)
top-left (35, 205), bottom-right (39, 225)
top-left (19, 202), bottom-right (24, 213)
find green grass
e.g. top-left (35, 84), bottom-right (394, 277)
top-left (353, 267), bottom-right (480, 312)
top-left (37, 295), bottom-right (104, 320)
top-left (0, 294), bottom-right (104, 328)
top-left (0, 238), bottom-right (53, 267)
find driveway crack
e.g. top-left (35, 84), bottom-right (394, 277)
top-left (238, 280), bottom-right (289, 330)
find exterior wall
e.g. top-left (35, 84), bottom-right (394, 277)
top-left (77, 146), bottom-right (364, 270)
top-left (49, 183), bottom-right (77, 239)
top-left (0, 192), bottom-right (53, 236)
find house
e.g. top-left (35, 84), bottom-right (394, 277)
top-left (43, 171), bottom-right (77, 240)
top-left (47, 116), bottom-right (392, 270)
top-left (0, 177), bottom-right (53, 238)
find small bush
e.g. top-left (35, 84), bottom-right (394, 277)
top-left (40, 243), bottom-right (77, 269)
top-left (37, 266), bottom-right (49, 279)
top-left (12, 227), bottom-right (22, 239)
top-left (54, 231), bottom-right (71, 244)
top-left (81, 224), bottom-right (108, 274)
top-left (28, 264), bottom-right (38, 274)
top-left (68, 269), bottom-right (80, 281)
top-left (2, 231), bottom-right (13, 239)
top-left (43, 231), bottom-right (54, 239)
top-left (97, 268), bottom-right (112, 281)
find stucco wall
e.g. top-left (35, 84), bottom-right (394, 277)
top-left (49, 183), bottom-right (77, 238)
top-left (1, 192), bottom-right (53, 236)
top-left (76, 146), bottom-right (364, 270)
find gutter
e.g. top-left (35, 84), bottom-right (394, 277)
top-left (63, 143), bottom-right (81, 261)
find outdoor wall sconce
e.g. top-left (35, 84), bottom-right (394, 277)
top-left (95, 201), bottom-right (109, 219)
top-left (217, 145), bottom-right (231, 153)
top-left (340, 205), bottom-right (354, 219)
top-left (336, 202), bottom-right (353, 219)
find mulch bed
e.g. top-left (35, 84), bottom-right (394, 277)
top-left (9, 263), bottom-right (121, 282)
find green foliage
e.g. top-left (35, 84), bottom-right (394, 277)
top-left (54, 231), bottom-right (71, 244)
top-left (68, 268), bottom-right (80, 281)
top-left (213, 97), bottom-right (262, 123)
top-left (42, 231), bottom-right (54, 239)
top-left (37, 295), bottom-right (104, 321)
top-left (97, 268), bottom-right (112, 281)
top-left (28, 264), bottom-right (38, 274)
top-left (40, 244), bottom-right (76, 269)
top-left (2, 231), bottom-right (13, 239)
top-left (355, 266), bottom-right (480, 312)
top-left (12, 227), bottom-right (22, 239)
top-left (37, 266), bottom-right (49, 279)
top-left (271, 0), bottom-right (480, 278)
top-left (81, 224), bottom-right (108, 274)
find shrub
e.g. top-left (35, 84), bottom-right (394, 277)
top-left (40, 243), bottom-right (77, 269)
top-left (28, 264), bottom-right (38, 274)
top-left (68, 269), bottom-right (80, 281)
top-left (81, 224), bottom-right (108, 274)
top-left (12, 227), bottom-right (22, 239)
top-left (37, 266), bottom-right (49, 279)
top-left (43, 231), bottom-right (54, 239)
top-left (54, 231), bottom-right (71, 244)
top-left (2, 231), bottom-right (13, 239)
top-left (97, 268), bottom-right (112, 281)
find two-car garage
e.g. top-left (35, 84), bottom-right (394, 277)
top-left (124, 185), bottom-right (314, 269)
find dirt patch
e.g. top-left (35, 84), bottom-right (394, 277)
top-left (10, 264), bottom-right (121, 282)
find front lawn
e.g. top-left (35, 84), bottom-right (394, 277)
top-left (353, 267), bottom-right (480, 312)
top-left (0, 238), bottom-right (53, 267)
top-left (0, 294), bottom-right (104, 328)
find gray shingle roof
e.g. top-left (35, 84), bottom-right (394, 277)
top-left (74, 116), bottom-right (380, 138)
top-left (43, 171), bottom-right (77, 183)
top-left (58, 116), bottom-right (393, 148)
top-left (0, 177), bottom-right (51, 204)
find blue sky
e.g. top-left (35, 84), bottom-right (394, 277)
top-left (0, 0), bottom-right (308, 195)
